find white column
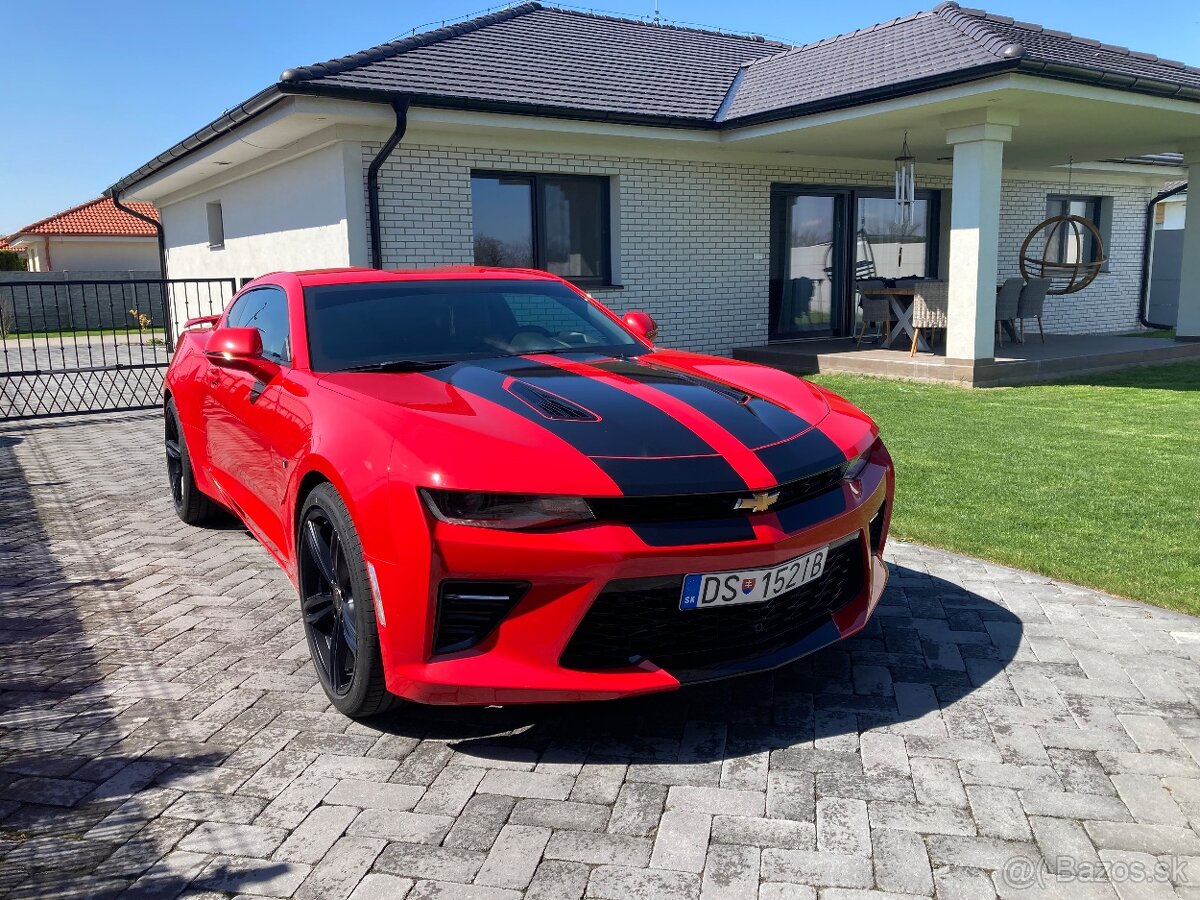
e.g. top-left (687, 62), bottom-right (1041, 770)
top-left (944, 119), bottom-right (1014, 361)
top-left (1177, 153), bottom-right (1200, 340)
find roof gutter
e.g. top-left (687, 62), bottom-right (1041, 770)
top-left (1139, 180), bottom-right (1188, 330)
top-left (366, 99), bottom-right (409, 269)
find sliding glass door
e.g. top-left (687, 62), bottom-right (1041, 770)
top-left (770, 191), bottom-right (847, 340)
top-left (771, 185), bottom-right (939, 340)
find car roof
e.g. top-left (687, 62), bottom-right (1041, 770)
top-left (288, 266), bottom-right (562, 287)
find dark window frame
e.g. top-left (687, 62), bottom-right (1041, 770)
top-left (1045, 195), bottom-right (1103, 265)
top-left (206, 201), bottom-right (225, 250)
top-left (471, 170), bottom-right (613, 288)
top-left (224, 285), bottom-right (292, 365)
top-left (769, 184), bottom-right (941, 339)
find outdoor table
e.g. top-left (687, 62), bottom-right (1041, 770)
top-left (858, 286), bottom-right (930, 352)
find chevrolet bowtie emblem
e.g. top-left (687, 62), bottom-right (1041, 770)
top-left (734, 491), bottom-right (780, 513)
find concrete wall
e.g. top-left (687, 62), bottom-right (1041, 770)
top-left (20, 237), bottom-right (160, 274)
top-left (159, 143), bottom-right (363, 281)
top-left (0, 270), bottom-right (164, 333)
top-left (368, 141), bottom-right (1152, 354)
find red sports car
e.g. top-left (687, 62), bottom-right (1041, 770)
top-left (164, 268), bottom-right (894, 717)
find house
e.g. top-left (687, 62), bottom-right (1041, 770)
top-left (5, 197), bottom-right (161, 273)
top-left (106, 2), bottom-right (1200, 381)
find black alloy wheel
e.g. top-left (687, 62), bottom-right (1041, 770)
top-left (164, 399), bottom-right (220, 525)
top-left (297, 483), bottom-right (395, 716)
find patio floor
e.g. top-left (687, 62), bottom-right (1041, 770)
top-left (734, 334), bottom-right (1200, 387)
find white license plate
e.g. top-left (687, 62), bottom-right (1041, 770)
top-left (679, 546), bottom-right (829, 610)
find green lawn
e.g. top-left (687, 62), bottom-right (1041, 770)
top-left (811, 363), bottom-right (1200, 614)
top-left (1125, 328), bottom-right (1176, 339)
top-left (7, 328), bottom-right (164, 340)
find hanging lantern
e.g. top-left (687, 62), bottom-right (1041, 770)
top-left (894, 131), bottom-right (916, 227)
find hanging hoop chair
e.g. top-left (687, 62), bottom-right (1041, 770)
top-left (1017, 156), bottom-right (1107, 295)
top-left (1019, 214), bottom-right (1106, 295)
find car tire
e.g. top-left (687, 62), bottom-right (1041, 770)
top-left (297, 483), bottom-right (397, 718)
top-left (165, 399), bottom-right (222, 526)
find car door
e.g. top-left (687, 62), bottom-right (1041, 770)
top-left (203, 286), bottom-right (295, 555)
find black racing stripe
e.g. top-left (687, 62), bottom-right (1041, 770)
top-left (628, 517), bottom-right (757, 547)
top-left (588, 359), bottom-right (832, 484)
top-left (424, 357), bottom-right (747, 496)
top-left (775, 489), bottom-right (848, 534)
top-left (756, 429), bottom-right (849, 485)
top-left (593, 455), bottom-right (748, 497)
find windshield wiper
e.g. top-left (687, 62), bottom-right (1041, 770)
top-left (342, 359), bottom-right (458, 373)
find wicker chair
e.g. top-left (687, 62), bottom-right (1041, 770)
top-left (1017, 277), bottom-right (1052, 343)
top-left (909, 281), bottom-right (949, 357)
top-left (856, 290), bottom-right (892, 346)
top-left (994, 277), bottom-right (1023, 347)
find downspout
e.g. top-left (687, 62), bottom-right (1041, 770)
top-left (110, 189), bottom-right (173, 348)
top-left (1140, 181), bottom-right (1188, 330)
top-left (367, 99), bottom-right (410, 270)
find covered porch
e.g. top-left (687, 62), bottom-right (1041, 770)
top-left (734, 333), bottom-right (1200, 387)
top-left (722, 59), bottom-right (1200, 382)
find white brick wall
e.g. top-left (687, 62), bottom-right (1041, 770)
top-left (367, 142), bottom-right (1152, 354)
top-left (998, 178), bottom-right (1154, 335)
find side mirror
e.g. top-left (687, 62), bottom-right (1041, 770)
top-left (623, 310), bottom-right (658, 343)
top-left (206, 326), bottom-right (263, 364)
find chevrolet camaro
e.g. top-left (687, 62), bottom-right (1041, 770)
top-left (163, 268), bottom-right (894, 717)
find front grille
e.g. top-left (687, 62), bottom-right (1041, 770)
top-left (433, 580), bottom-right (529, 654)
top-left (560, 533), bottom-right (865, 673)
top-left (587, 464), bottom-right (846, 524)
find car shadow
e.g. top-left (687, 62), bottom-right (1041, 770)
top-left (364, 566), bottom-right (1023, 763)
top-left (0, 416), bottom-right (276, 899)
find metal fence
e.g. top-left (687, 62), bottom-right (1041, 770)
top-left (0, 278), bottom-right (239, 420)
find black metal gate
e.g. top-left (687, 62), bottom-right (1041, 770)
top-left (0, 278), bottom-right (238, 420)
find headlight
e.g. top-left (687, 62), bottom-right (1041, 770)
top-left (420, 489), bottom-right (595, 530)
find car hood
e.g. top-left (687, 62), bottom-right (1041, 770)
top-left (319, 350), bottom-right (873, 497)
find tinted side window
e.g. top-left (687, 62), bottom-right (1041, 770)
top-left (225, 287), bottom-right (291, 363)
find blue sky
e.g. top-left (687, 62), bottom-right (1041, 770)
top-left (2, 0), bottom-right (1197, 234)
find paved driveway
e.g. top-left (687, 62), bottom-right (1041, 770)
top-left (2, 412), bottom-right (1200, 899)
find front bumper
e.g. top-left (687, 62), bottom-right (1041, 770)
top-left (370, 446), bottom-right (894, 705)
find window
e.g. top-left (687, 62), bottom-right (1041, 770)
top-left (206, 201), bottom-right (225, 250)
top-left (1045, 196), bottom-right (1102, 265)
top-left (303, 279), bottom-right (639, 372)
top-left (854, 194), bottom-right (937, 280)
top-left (226, 287), bottom-right (290, 363)
top-left (471, 172), bottom-right (611, 286)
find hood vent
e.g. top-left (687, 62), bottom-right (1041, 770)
top-left (507, 381), bottom-right (600, 422)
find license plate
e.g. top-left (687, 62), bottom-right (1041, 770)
top-left (679, 546), bottom-right (829, 610)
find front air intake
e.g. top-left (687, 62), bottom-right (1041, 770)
top-left (433, 580), bottom-right (530, 654)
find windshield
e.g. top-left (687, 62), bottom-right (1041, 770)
top-left (304, 278), bottom-right (642, 373)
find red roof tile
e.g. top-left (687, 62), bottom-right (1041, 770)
top-left (15, 197), bottom-right (159, 238)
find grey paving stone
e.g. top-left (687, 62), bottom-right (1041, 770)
top-left (545, 830), bottom-right (653, 867)
top-left (650, 810), bottom-right (711, 873)
top-left (475, 824), bottom-right (552, 889)
top-left (294, 835), bottom-right (384, 900)
top-left (759, 848), bottom-right (873, 888)
top-left (587, 865), bottom-right (700, 900)
top-left (347, 808), bottom-right (454, 844)
top-left (177, 821), bottom-right (288, 857)
top-left (274, 804), bottom-right (359, 864)
top-left (871, 826), bottom-right (933, 895)
top-left (525, 860), bottom-right (590, 900)
top-left (374, 842), bottom-right (486, 883)
top-left (8, 414), bottom-right (1200, 900)
top-left (194, 855), bottom-right (312, 897)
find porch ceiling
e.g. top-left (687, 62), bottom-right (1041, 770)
top-left (722, 74), bottom-right (1200, 171)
